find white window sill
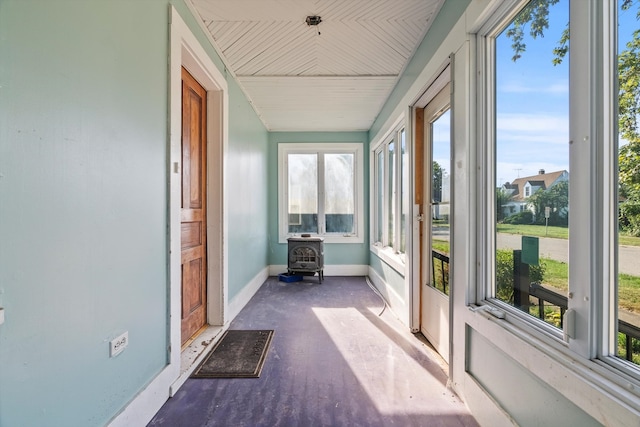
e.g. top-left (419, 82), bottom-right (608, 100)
top-left (370, 244), bottom-right (406, 275)
top-left (279, 234), bottom-right (364, 244)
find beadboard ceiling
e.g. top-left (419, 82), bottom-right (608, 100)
top-left (189, 0), bottom-right (445, 132)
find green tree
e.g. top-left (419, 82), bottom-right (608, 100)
top-left (496, 187), bottom-right (513, 221)
top-left (617, 7), bottom-right (640, 235)
top-left (618, 12), bottom-right (640, 235)
top-left (619, 25), bottom-right (640, 143)
top-left (432, 161), bottom-right (443, 203)
top-left (504, 0), bottom-right (562, 63)
top-left (506, 0), bottom-right (640, 233)
top-left (527, 180), bottom-right (569, 225)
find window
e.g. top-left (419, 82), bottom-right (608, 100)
top-left (372, 124), bottom-right (408, 263)
top-left (278, 143), bottom-right (364, 243)
top-left (488, 0), bottom-right (570, 334)
top-left (480, 0), bottom-right (640, 378)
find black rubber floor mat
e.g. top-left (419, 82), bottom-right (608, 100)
top-left (191, 330), bottom-right (274, 378)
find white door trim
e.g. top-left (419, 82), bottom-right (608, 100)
top-left (107, 6), bottom-right (229, 426)
top-left (410, 61), bottom-right (451, 332)
top-left (168, 4), bottom-right (229, 365)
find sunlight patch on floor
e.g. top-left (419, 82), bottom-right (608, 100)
top-left (312, 306), bottom-right (460, 416)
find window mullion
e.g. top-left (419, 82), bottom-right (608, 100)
top-left (567, 0), bottom-right (596, 358)
top-left (374, 147), bottom-right (383, 244)
top-left (395, 130), bottom-right (403, 251)
top-left (352, 153), bottom-right (358, 237)
top-left (381, 145), bottom-right (387, 247)
top-left (318, 152), bottom-right (326, 235)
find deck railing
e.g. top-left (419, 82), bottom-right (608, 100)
top-left (431, 248), bottom-right (640, 363)
top-left (431, 249), bottom-right (449, 295)
top-left (530, 282), bottom-right (640, 363)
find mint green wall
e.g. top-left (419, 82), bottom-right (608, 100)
top-left (267, 132), bottom-right (369, 267)
top-left (0, 1), bottom-right (268, 425)
top-left (228, 79), bottom-right (269, 299)
top-left (467, 329), bottom-right (601, 426)
top-left (369, 256), bottom-right (406, 296)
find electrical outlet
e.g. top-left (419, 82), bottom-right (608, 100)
top-left (110, 331), bottom-right (128, 357)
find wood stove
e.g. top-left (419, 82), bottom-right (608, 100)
top-left (287, 236), bottom-right (324, 283)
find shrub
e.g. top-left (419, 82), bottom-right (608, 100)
top-left (620, 201), bottom-right (640, 237)
top-left (502, 211), bottom-right (534, 225)
top-left (618, 333), bottom-right (640, 365)
top-left (495, 249), bottom-right (546, 303)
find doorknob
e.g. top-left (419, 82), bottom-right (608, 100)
top-left (416, 214), bottom-right (424, 222)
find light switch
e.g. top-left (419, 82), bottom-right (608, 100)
top-left (0, 307), bottom-right (4, 325)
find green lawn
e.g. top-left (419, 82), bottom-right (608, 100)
top-left (539, 258), bottom-right (568, 291)
top-left (430, 238), bottom-right (640, 313)
top-left (432, 239), bottom-right (450, 253)
top-left (619, 273), bottom-right (640, 313)
top-left (496, 224), bottom-right (640, 312)
top-left (497, 223), bottom-right (569, 239)
top-left (497, 223), bottom-right (640, 247)
top-left (539, 258), bottom-right (640, 313)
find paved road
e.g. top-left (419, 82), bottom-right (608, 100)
top-left (497, 233), bottom-right (640, 276)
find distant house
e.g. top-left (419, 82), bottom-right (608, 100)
top-left (501, 169), bottom-right (569, 219)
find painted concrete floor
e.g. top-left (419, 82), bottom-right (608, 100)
top-left (148, 276), bottom-right (479, 427)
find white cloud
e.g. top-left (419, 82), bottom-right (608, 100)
top-left (494, 113), bottom-right (569, 183)
top-left (500, 81), bottom-right (568, 94)
top-left (497, 113), bottom-right (568, 145)
top-left (497, 113), bottom-right (567, 132)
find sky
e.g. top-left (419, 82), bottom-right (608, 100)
top-left (495, 0), bottom-right (570, 185)
top-left (432, 0), bottom-right (638, 187)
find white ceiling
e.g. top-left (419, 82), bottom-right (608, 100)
top-left (190, 0), bottom-right (445, 132)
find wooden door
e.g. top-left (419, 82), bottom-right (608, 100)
top-left (181, 67), bottom-right (207, 345)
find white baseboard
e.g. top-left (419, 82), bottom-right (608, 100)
top-left (228, 266), bottom-right (269, 321)
top-left (107, 364), bottom-right (177, 427)
top-left (269, 265), bottom-right (286, 276)
top-left (269, 264), bottom-right (368, 276)
top-left (108, 266), bottom-right (269, 427)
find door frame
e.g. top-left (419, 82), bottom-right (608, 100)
top-left (419, 82), bottom-right (452, 363)
top-left (108, 7), bottom-right (229, 426)
top-left (169, 5), bottom-right (228, 380)
top-left (410, 60), bottom-right (452, 362)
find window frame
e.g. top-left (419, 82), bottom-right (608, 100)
top-left (476, 0), bottom-right (568, 342)
top-left (370, 117), bottom-right (408, 272)
top-left (476, 0), bottom-right (640, 384)
top-left (277, 142), bottom-right (364, 244)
